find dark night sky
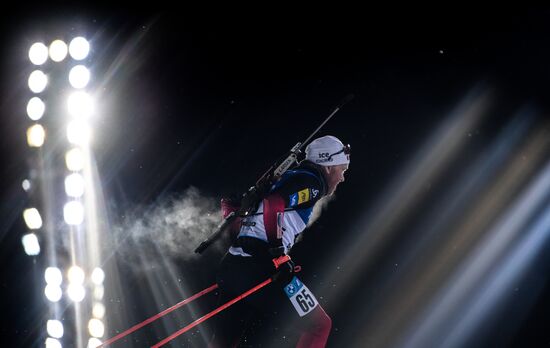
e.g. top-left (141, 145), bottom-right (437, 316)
top-left (1, 6), bottom-right (550, 348)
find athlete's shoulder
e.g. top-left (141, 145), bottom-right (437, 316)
top-left (270, 161), bottom-right (327, 208)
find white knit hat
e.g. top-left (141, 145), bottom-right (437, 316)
top-left (305, 135), bottom-right (350, 166)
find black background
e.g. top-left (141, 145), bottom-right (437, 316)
top-left (1, 5), bottom-right (550, 347)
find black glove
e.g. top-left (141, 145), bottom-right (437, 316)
top-left (270, 254), bottom-right (296, 285)
top-left (268, 246), bottom-right (285, 258)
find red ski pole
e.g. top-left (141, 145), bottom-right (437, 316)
top-left (151, 278), bottom-right (273, 348)
top-left (98, 284), bottom-right (219, 347)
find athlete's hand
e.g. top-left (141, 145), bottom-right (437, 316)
top-left (271, 255), bottom-right (296, 285)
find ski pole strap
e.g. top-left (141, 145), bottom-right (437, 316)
top-left (152, 278), bottom-right (273, 347)
top-left (97, 284), bottom-right (219, 347)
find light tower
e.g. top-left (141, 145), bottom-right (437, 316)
top-left (23, 34), bottom-right (107, 348)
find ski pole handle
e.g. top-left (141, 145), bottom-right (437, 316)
top-left (272, 255), bottom-right (291, 269)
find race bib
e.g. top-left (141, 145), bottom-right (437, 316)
top-left (283, 276), bottom-right (318, 317)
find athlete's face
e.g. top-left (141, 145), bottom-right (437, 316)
top-left (324, 164), bottom-right (349, 195)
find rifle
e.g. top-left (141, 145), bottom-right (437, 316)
top-left (194, 94), bottom-right (354, 254)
